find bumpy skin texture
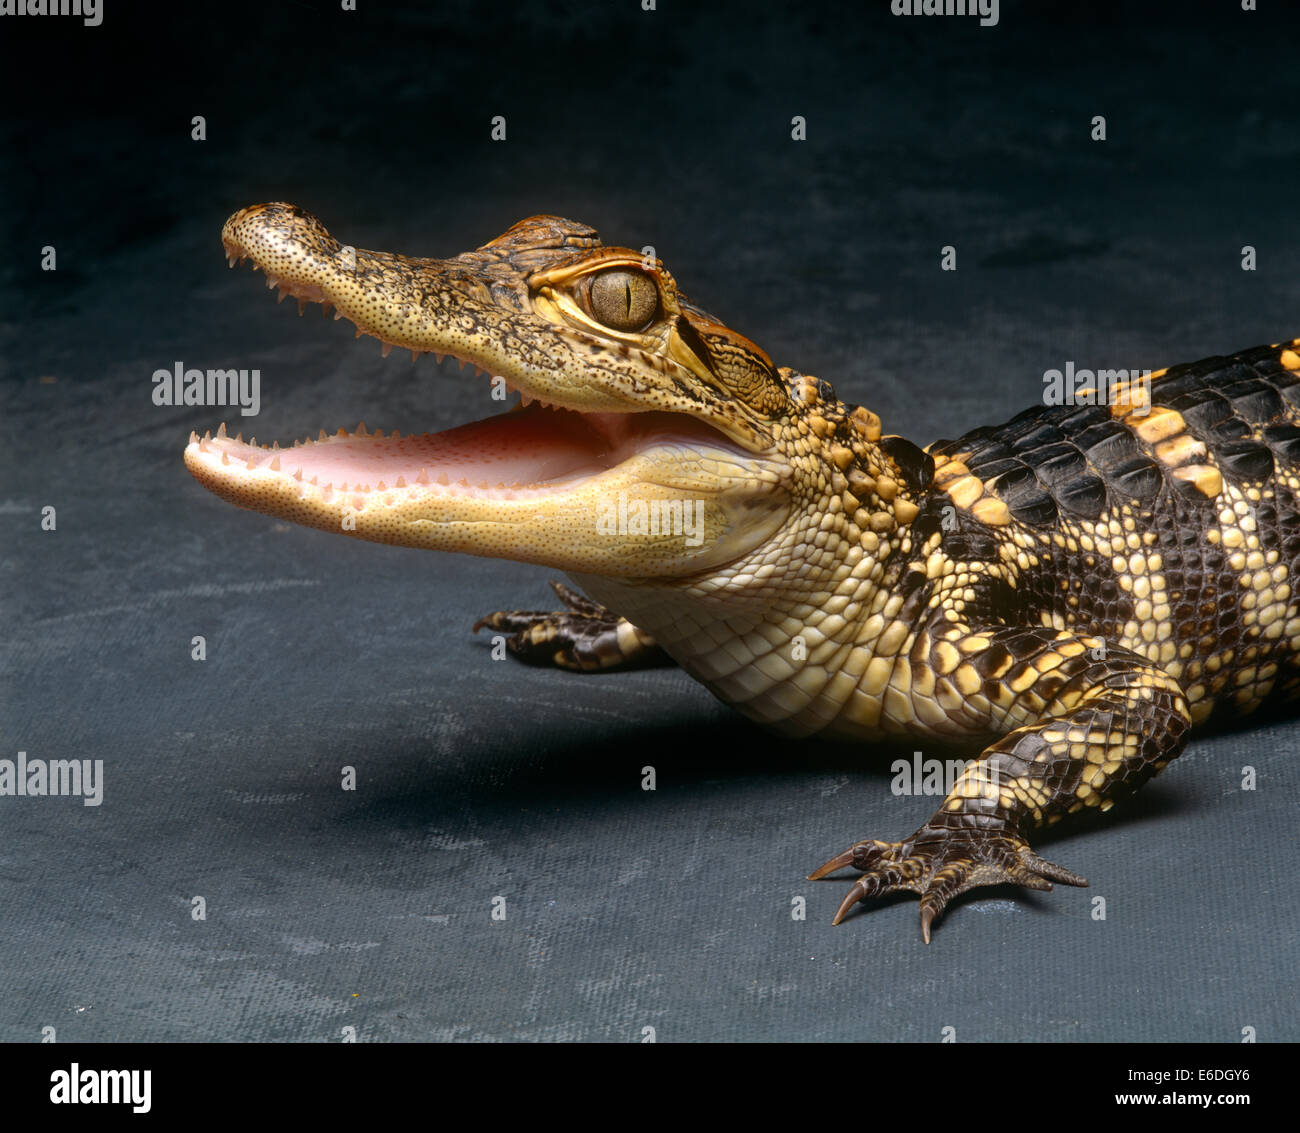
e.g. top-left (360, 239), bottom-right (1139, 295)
top-left (186, 203), bottom-right (1300, 940)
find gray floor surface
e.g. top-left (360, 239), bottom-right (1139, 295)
top-left (3, 1), bottom-right (1297, 1041)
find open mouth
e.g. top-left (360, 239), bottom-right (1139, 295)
top-left (186, 252), bottom-right (751, 509)
top-left (188, 400), bottom-right (743, 503)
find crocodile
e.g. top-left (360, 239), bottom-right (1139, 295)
top-left (185, 202), bottom-right (1300, 941)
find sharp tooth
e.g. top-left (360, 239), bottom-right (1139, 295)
top-left (416, 469), bottom-right (430, 484)
top-left (310, 475), bottom-right (319, 485)
top-left (520, 394), bottom-right (533, 408)
top-left (293, 467), bottom-right (303, 481)
top-left (266, 275), bottom-right (278, 289)
top-left (410, 350), bottom-right (421, 363)
top-left (217, 422), bottom-right (228, 438)
top-left (436, 471), bottom-right (449, 486)
top-left (340, 481), bottom-right (348, 491)
top-left (199, 440), bottom-right (211, 453)
top-left (297, 299), bottom-right (307, 316)
top-left (377, 480), bottom-right (387, 490)
top-left (391, 429), bottom-right (402, 439)
top-left (434, 353), bottom-right (444, 364)
top-left (496, 481), bottom-right (505, 490)
top-left (270, 455), bottom-right (281, 471)
top-left (188, 430), bottom-right (198, 443)
top-left (395, 475), bottom-right (406, 487)
top-left (457, 478), bottom-right (469, 488)
top-left (318, 429), bottom-right (328, 441)
top-left (477, 479), bottom-right (488, 489)
top-left (226, 255), bottom-right (236, 268)
top-left (248, 436), bottom-right (256, 447)
top-left (381, 342), bottom-right (393, 358)
top-left (271, 440), bottom-right (280, 450)
top-left (356, 421), bottom-right (369, 436)
top-left (234, 432), bottom-right (243, 443)
top-left (333, 309), bottom-right (343, 321)
top-left (322, 302), bottom-right (333, 318)
top-left (373, 427), bottom-right (385, 438)
top-left (336, 427), bottom-right (348, 436)
top-left (276, 289), bottom-right (288, 304)
top-left (355, 328), bottom-right (364, 339)
top-left (458, 359), bottom-right (467, 371)
top-left (245, 456), bottom-right (258, 470)
top-left (221, 452), bottom-right (230, 465)
top-left (202, 429), bottom-right (212, 441)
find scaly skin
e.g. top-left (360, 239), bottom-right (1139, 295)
top-left (186, 202), bottom-right (1300, 940)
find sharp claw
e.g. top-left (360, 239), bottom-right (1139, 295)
top-left (831, 881), bottom-right (866, 925)
top-left (919, 903), bottom-right (936, 944)
top-left (808, 847), bottom-right (857, 880)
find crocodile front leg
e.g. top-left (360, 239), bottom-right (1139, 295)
top-left (473, 581), bottom-right (670, 672)
top-left (811, 624), bottom-right (1192, 941)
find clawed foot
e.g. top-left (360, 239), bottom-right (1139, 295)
top-left (808, 825), bottom-right (1088, 942)
top-left (473, 581), bottom-right (669, 672)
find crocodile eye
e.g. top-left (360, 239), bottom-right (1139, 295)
top-left (589, 269), bottom-right (658, 332)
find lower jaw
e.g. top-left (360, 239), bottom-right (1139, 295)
top-left (183, 403), bottom-right (782, 575)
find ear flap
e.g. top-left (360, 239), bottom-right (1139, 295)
top-left (878, 434), bottom-right (936, 492)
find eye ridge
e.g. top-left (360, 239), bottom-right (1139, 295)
top-left (589, 267), bottom-right (658, 332)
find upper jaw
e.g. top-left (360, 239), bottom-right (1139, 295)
top-left (219, 202), bottom-right (775, 452)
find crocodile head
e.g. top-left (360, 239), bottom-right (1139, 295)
top-left (186, 205), bottom-right (922, 694)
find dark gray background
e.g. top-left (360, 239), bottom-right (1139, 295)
top-left (3, 0), bottom-right (1297, 1042)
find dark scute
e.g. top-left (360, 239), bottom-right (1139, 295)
top-left (1055, 404), bottom-right (1110, 434)
top-left (1035, 447), bottom-right (1088, 487)
top-left (1080, 425), bottom-right (1142, 469)
top-left (1215, 438), bottom-right (1275, 482)
top-left (1007, 490), bottom-right (1059, 526)
top-left (1226, 382), bottom-right (1285, 424)
top-left (1110, 457), bottom-right (1163, 500)
top-left (1175, 391), bottom-right (1232, 432)
top-left (965, 455), bottom-right (1025, 481)
top-left (973, 644), bottom-right (1012, 678)
top-left (1056, 474), bottom-right (1107, 519)
top-left (1007, 418), bottom-right (1065, 452)
top-left (1263, 423), bottom-right (1300, 463)
top-left (1209, 417), bottom-right (1251, 442)
top-left (989, 464), bottom-right (1041, 502)
top-left (1151, 362), bottom-right (1226, 400)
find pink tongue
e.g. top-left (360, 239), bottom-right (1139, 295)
top-left (281, 407), bottom-right (615, 488)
